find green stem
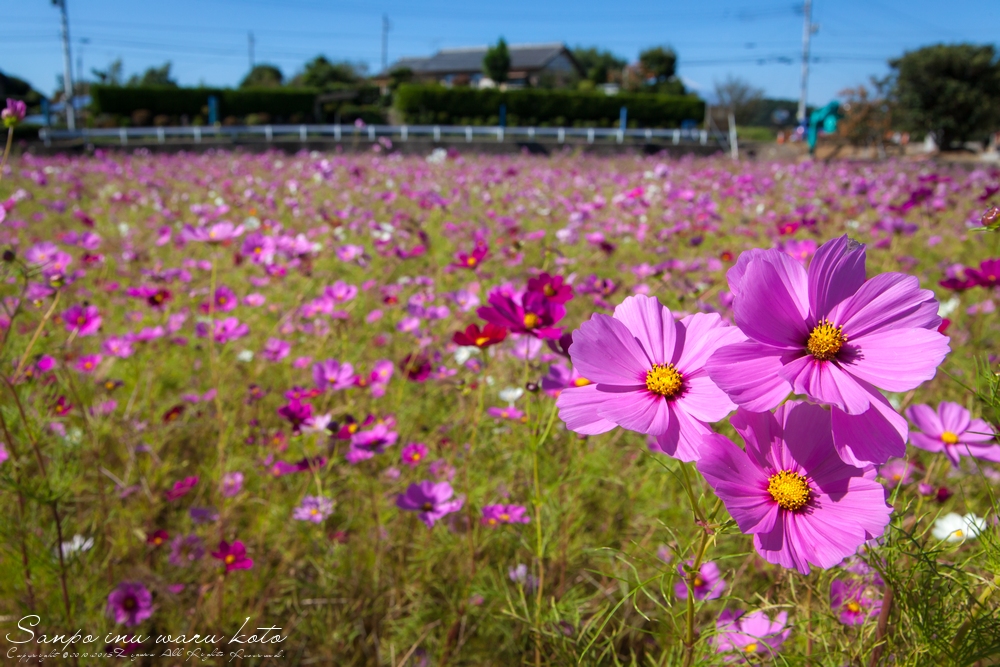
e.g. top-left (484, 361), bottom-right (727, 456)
top-left (0, 127), bottom-right (13, 182)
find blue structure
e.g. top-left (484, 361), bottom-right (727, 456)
top-left (807, 101), bottom-right (842, 155)
top-left (208, 95), bottom-right (219, 125)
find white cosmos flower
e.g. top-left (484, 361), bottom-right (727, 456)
top-left (236, 350), bottom-right (254, 363)
top-left (453, 346), bottom-right (480, 365)
top-left (932, 512), bottom-right (986, 542)
top-left (498, 387), bottom-right (524, 405)
top-left (58, 534), bottom-right (94, 558)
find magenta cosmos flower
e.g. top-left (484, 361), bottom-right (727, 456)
top-left (211, 540), bottom-right (253, 571)
top-left (62, 304), bottom-right (102, 337)
top-left (713, 609), bottom-right (790, 659)
top-left (556, 295), bottom-right (743, 461)
top-left (905, 402), bottom-right (1000, 467)
top-left (674, 560), bottom-right (726, 600)
top-left (396, 481), bottom-right (464, 527)
top-left (697, 402), bottom-right (892, 575)
top-left (481, 504), bottom-right (531, 526)
top-left (106, 582), bottom-right (154, 626)
top-left (707, 236), bottom-right (949, 466)
top-left (830, 578), bottom-right (881, 626)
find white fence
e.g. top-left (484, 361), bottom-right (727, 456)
top-left (39, 124), bottom-right (726, 149)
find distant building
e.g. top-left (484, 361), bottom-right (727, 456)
top-left (378, 43), bottom-right (583, 88)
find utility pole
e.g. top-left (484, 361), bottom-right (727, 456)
top-left (797, 0), bottom-right (812, 125)
top-left (381, 15), bottom-right (390, 72)
top-left (248, 31), bottom-right (255, 70)
top-left (77, 37), bottom-right (89, 93)
top-left (53, 0), bottom-right (75, 130)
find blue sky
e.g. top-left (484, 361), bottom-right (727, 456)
top-left (3, 0), bottom-right (997, 103)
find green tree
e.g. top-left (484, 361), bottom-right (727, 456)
top-left (291, 56), bottom-right (363, 89)
top-left (91, 58), bottom-right (124, 86)
top-left (638, 46), bottom-right (677, 84)
top-left (127, 62), bottom-right (178, 88)
top-left (240, 64), bottom-right (284, 88)
top-left (890, 43), bottom-right (1000, 148)
top-left (572, 46), bottom-right (626, 85)
top-left (483, 38), bottom-right (511, 84)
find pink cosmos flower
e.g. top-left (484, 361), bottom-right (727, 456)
top-left (557, 295), bottom-right (743, 461)
top-left (221, 471), bottom-right (244, 497)
top-left (707, 236), bottom-right (949, 466)
top-left (400, 442), bottom-right (428, 467)
top-left (75, 354), bottom-right (102, 373)
top-left (481, 504), bottom-right (531, 526)
top-left (106, 582), bottom-right (153, 626)
top-left (211, 540), bottom-right (253, 571)
top-left (830, 579), bottom-right (881, 625)
top-left (62, 304), bottom-right (102, 337)
top-left (211, 285), bottom-right (238, 312)
top-left (292, 495), bottom-right (334, 523)
top-left (697, 402), bottom-right (892, 575)
top-left (182, 221), bottom-right (244, 244)
top-left (313, 359), bottom-right (355, 392)
top-left (346, 422), bottom-right (398, 463)
top-left (396, 481), bottom-right (464, 528)
top-left (905, 402), bottom-right (1000, 467)
top-left (713, 609), bottom-right (790, 659)
top-left (2, 98), bottom-right (27, 127)
top-left (262, 338), bottom-right (291, 362)
top-left (673, 560), bottom-right (725, 600)
top-left (195, 317), bottom-right (249, 344)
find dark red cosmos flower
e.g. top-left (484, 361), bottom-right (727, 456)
top-left (477, 291), bottom-right (564, 339)
top-left (147, 289), bottom-right (172, 309)
top-left (162, 404), bottom-right (185, 422)
top-left (720, 250), bottom-right (734, 262)
top-left (526, 272), bottom-right (574, 304)
top-left (147, 529), bottom-right (169, 547)
top-left (400, 354), bottom-right (432, 382)
top-left (453, 323), bottom-right (507, 348)
top-left (54, 395), bottom-right (73, 415)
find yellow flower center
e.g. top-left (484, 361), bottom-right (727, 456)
top-left (523, 313), bottom-right (539, 329)
top-left (767, 470), bottom-right (811, 511)
top-left (743, 642), bottom-right (758, 653)
top-left (544, 285), bottom-right (556, 297)
top-left (487, 518), bottom-right (497, 525)
top-left (645, 363), bottom-right (684, 398)
top-left (421, 502), bottom-right (434, 511)
top-left (693, 576), bottom-right (704, 587)
top-left (310, 508), bottom-right (319, 515)
top-left (499, 513), bottom-right (510, 521)
top-left (846, 601), bottom-right (862, 613)
top-left (941, 431), bottom-right (959, 445)
top-left (466, 256), bottom-right (477, 266)
top-left (475, 336), bottom-right (490, 346)
top-left (807, 319), bottom-right (847, 361)
top-left (573, 377), bottom-right (591, 387)
top-left (411, 453), bottom-right (422, 461)
top-left (224, 554), bottom-right (235, 564)
top-left (953, 529), bottom-right (964, 538)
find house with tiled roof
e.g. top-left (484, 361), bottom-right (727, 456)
top-left (378, 43), bottom-right (583, 88)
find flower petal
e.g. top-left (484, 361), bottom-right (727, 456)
top-left (556, 385), bottom-right (619, 435)
top-left (734, 258), bottom-right (810, 348)
top-left (842, 328), bottom-right (949, 392)
top-left (780, 356), bottom-right (871, 414)
top-left (569, 313), bottom-right (650, 385)
top-left (706, 342), bottom-right (792, 412)
top-left (612, 294), bottom-right (674, 366)
top-left (808, 235), bottom-right (867, 319)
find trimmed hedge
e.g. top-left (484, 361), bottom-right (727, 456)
top-left (91, 85), bottom-right (320, 119)
top-left (394, 84), bottom-right (705, 128)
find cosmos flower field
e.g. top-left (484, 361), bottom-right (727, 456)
top-left (0, 146), bottom-right (998, 665)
